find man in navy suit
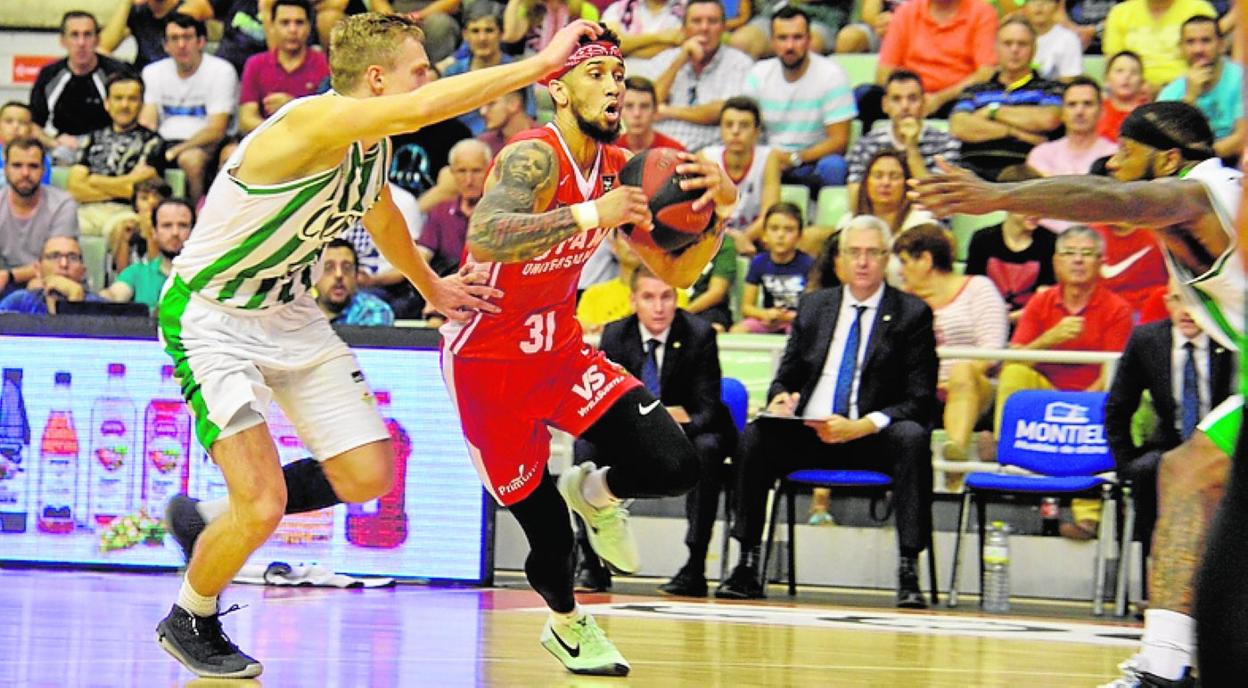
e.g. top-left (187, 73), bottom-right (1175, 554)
top-left (573, 266), bottom-right (737, 597)
top-left (715, 215), bottom-right (939, 607)
top-left (1104, 283), bottom-right (1235, 582)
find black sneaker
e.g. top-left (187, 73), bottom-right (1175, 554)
top-left (659, 566), bottom-right (708, 597)
top-left (574, 563), bottom-right (612, 593)
top-left (156, 604), bottom-right (262, 678)
top-left (896, 557), bottom-right (928, 610)
top-left (165, 495), bottom-right (206, 562)
top-left (714, 564), bottom-right (765, 600)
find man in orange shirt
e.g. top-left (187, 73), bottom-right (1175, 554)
top-left (857, 0), bottom-right (998, 131)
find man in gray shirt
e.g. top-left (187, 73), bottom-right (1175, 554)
top-left (0, 138), bottom-right (79, 295)
top-left (652, 0), bottom-right (756, 151)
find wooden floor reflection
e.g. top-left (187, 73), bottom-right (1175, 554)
top-left (0, 569), bottom-right (1137, 687)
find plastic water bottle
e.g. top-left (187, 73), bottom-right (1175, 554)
top-left (982, 520), bottom-right (1011, 613)
top-left (87, 363), bottom-right (138, 529)
top-left (38, 372), bottom-right (79, 534)
top-left (0, 368), bottom-right (31, 533)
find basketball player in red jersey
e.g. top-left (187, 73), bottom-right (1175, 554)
top-left (440, 28), bottom-right (737, 676)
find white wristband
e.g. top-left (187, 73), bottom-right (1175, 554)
top-left (570, 201), bottom-right (599, 231)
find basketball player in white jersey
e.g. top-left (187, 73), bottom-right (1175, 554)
top-left (701, 96), bottom-right (781, 252)
top-left (914, 101), bottom-right (1241, 688)
top-left (153, 14), bottom-right (604, 679)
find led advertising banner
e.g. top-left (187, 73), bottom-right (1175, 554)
top-left (0, 318), bottom-right (491, 583)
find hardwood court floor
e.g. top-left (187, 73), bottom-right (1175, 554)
top-left (0, 569), bottom-right (1139, 687)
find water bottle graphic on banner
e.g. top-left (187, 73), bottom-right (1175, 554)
top-left (0, 368), bottom-right (31, 533)
top-left (270, 403), bottom-right (333, 544)
top-left (346, 390), bottom-right (409, 548)
top-left (142, 365), bottom-right (192, 512)
top-left (87, 364), bottom-right (138, 528)
top-left (37, 372), bottom-right (78, 534)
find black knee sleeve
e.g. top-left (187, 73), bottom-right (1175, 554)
top-left (581, 387), bottom-right (699, 499)
top-left (283, 458), bottom-right (343, 514)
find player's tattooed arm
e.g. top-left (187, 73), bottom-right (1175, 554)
top-left (467, 140), bottom-right (580, 263)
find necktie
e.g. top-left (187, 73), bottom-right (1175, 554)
top-left (1182, 341), bottom-right (1199, 439)
top-left (832, 305), bottom-right (867, 416)
top-left (642, 338), bottom-right (661, 397)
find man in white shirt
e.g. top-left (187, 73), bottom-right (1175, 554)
top-left (139, 14), bottom-right (238, 203)
top-left (1027, 0), bottom-right (1084, 81)
top-left (651, 0), bottom-right (756, 152)
top-left (741, 6), bottom-right (856, 194)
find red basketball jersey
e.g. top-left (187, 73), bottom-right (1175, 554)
top-left (443, 123), bottom-right (629, 359)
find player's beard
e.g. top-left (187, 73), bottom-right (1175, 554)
top-left (573, 104), bottom-right (619, 143)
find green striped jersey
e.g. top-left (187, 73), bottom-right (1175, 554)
top-left (1164, 158), bottom-right (1243, 353)
top-left (170, 92), bottom-right (391, 310)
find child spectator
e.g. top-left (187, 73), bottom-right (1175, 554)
top-left (731, 202), bottom-right (815, 333)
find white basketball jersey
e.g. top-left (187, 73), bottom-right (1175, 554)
top-left (171, 92), bottom-right (392, 310)
top-left (704, 144), bottom-right (773, 232)
top-left (1164, 158), bottom-right (1243, 351)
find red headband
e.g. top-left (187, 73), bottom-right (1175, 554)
top-left (538, 41), bottom-right (623, 85)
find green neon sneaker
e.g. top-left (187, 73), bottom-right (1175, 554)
top-left (557, 463), bottom-right (639, 574)
top-left (540, 614), bottom-right (631, 676)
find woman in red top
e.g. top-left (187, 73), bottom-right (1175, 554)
top-left (1097, 51), bottom-right (1149, 142)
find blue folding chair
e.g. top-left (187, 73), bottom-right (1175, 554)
top-left (761, 468), bottom-right (940, 602)
top-left (947, 390), bottom-right (1132, 614)
top-left (718, 378), bottom-right (748, 579)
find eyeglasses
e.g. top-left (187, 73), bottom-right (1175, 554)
top-left (43, 252), bottom-right (84, 264)
top-left (1055, 249), bottom-right (1101, 259)
top-left (844, 248), bottom-right (890, 260)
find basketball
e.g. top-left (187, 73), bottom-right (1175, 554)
top-left (617, 148), bottom-right (715, 252)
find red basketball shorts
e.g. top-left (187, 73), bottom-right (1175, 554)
top-left (441, 342), bottom-right (640, 506)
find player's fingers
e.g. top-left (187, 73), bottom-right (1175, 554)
top-left (464, 283), bottom-right (503, 300)
top-left (691, 187), bottom-right (717, 212)
top-left (460, 290), bottom-right (502, 314)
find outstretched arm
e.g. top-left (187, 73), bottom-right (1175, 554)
top-left (363, 185), bottom-right (502, 322)
top-left (911, 158), bottom-right (1212, 228)
top-left (240, 21), bottom-right (601, 185)
top-left (468, 140), bottom-right (652, 263)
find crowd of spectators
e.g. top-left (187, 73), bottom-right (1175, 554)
top-left (3, 0), bottom-right (1242, 601)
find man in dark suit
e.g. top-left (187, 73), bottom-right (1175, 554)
top-left (715, 216), bottom-right (939, 608)
top-left (1104, 283), bottom-right (1234, 565)
top-left (573, 266), bottom-right (737, 597)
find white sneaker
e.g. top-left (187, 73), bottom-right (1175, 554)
top-left (558, 463), bottom-right (640, 574)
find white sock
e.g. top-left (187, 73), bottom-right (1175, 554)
top-left (581, 466), bottom-right (620, 509)
top-left (196, 497), bottom-right (229, 523)
top-left (177, 578), bottom-right (219, 617)
top-left (550, 605), bottom-right (583, 627)
top-left (1138, 609), bottom-right (1196, 680)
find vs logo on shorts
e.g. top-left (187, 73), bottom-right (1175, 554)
top-left (571, 365), bottom-right (607, 400)
top-left (602, 175), bottom-right (616, 192)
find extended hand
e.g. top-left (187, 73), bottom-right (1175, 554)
top-left (908, 158), bottom-right (1004, 217)
top-left (538, 20), bottom-right (604, 72)
top-left (676, 152), bottom-right (736, 213)
top-left (595, 186), bottom-right (652, 230)
top-left (426, 263), bottom-right (504, 323)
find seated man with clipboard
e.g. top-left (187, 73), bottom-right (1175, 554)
top-left (715, 215), bottom-right (939, 608)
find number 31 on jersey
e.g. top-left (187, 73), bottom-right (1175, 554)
top-left (520, 311), bottom-right (556, 354)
